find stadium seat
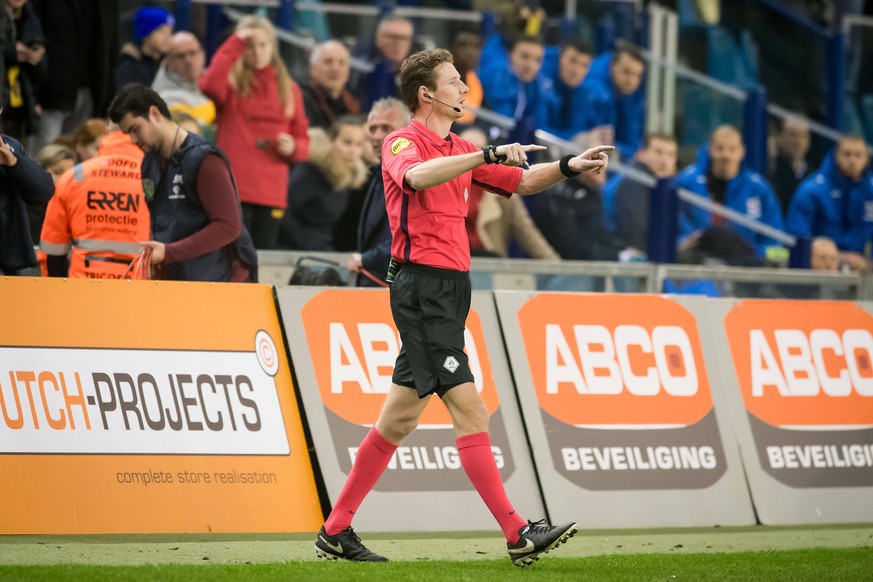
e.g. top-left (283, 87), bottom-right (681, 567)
top-left (859, 94), bottom-right (873, 143)
top-left (677, 80), bottom-right (744, 149)
top-left (706, 26), bottom-right (758, 89)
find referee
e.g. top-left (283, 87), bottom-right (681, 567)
top-left (315, 48), bottom-right (613, 568)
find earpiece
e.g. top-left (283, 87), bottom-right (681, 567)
top-left (422, 92), bottom-right (461, 113)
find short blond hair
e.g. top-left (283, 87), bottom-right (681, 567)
top-left (36, 144), bottom-right (76, 169)
top-left (398, 48), bottom-right (453, 113)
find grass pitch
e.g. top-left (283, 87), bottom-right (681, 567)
top-left (1, 549), bottom-right (872, 581)
top-left (1, 525), bottom-right (871, 581)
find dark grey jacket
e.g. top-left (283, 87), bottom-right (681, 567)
top-left (0, 135), bottom-right (54, 272)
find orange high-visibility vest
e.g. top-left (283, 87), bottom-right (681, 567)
top-left (40, 131), bottom-right (150, 279)
top-left (456, 70), bottom-right (483, 125)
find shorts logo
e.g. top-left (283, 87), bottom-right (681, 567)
top-left (391, 138), bottom-right (411, 155)
top-left (443, 356), bottom-right (459, 373)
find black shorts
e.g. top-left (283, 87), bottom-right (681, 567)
top-left (390, 263), bottom-right (474, 398)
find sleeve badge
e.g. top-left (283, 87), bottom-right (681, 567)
top-left (390, 138), bottom-right (411, 155)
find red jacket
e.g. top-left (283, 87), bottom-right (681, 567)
top-left (199, 35), bottom-right (309, 209)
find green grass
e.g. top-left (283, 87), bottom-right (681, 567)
top-left (2, 548), bottom-right (872, 582)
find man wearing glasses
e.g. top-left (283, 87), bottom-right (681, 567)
top-left (151, 31), bottom-right (215, 130)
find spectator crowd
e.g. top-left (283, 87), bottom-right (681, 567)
top-left (1, 2), bottom-right (870, 287)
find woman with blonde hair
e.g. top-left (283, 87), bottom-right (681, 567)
top-left (71, 118), bottom-right (108, 162)
top-left (199, 15), bottom-right (310, 249)
top-left (36, 144), bottom-right (77, 184)
top-left (279, 116), bottom-right (367, 251)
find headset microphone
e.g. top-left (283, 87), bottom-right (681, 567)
top-left (425, 93), bottom-right (461, 113)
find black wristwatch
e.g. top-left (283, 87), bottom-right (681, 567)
top-left (482, 145), bottom-right (498, 164)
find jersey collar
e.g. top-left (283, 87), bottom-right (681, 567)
top-left (410, 119), bottom-right (452, 148)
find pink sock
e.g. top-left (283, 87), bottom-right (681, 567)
top-left (457, 432), bottom-right (527, 544)
top-left (323, 427), bottom-right (398, 535)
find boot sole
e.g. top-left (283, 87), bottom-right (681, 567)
top-left (510, 523), bottom-right (578, 568)
top-left (314, 544), bottom-right (389, 562)
top-left (315, 546), bottom-right (340, 561)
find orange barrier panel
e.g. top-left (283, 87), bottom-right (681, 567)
top-left (496, 292), bottom-right (755, 528)
top-left (723, 300), bottom-right (873, 492)
top-left (279, 288), bottom-right (546, 532)
top-left (0, 278), bottom-right (322, 534)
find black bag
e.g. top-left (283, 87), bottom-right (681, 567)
top-left (288, 256), bottom-right (346, 286)
top-left (678, 224), bottom-right (764, 267)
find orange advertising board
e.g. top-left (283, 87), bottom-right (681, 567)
top-left (725, 300), bottom-right (873, 427)
top-left (723, 300), bottom-right (873, 489)
top-left (515, 293), bottom-right (726, 491)
top-left (301, 289), bottom-right (499, 427)
top-left (298, 289), bottom-right (515, 492)
top-left (0, 277), bottom-right (322, 534)
top-left (519, 293), bottom-right (713, 427)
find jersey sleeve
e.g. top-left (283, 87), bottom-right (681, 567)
top-left (471, 162), bottom-right (523, 198)
top-left (381, 134), bottom-right (422, 195)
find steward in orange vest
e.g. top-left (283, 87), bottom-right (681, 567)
top-left (40, 131), bottom-right (150, 278)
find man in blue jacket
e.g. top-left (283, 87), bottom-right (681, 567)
top-left (541, 40), bottom-right (593, 141)
top-left (786, 136), bottom-right (873, 272)
top-left (0, 133), bottom-right (54, 275)
top-left (478, 35), bottom-right (549, 140)
top-left (675, 125), bottom-right (784, 260)
top-left (578, 43), bottom-right (646, 159)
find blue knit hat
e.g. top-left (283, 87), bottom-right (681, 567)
top-left (134, 7), bottom-right (175, 44)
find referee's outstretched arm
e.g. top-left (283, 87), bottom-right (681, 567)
top-left (402, 142), bottom-right (541, 191)
top-left (405, 149), bottom-right (499, 191)
top-left (403, 143), bottom-right (612, 193)
top-left (515, 145), bottom-right (614, 196)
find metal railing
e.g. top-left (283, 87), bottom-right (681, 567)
top-left (645, 4), bottom-right (868, 154)
top-left (291, 1), bottom-right (482, 23)
top-left (223, 6), bottom-right (375, 72)
top-left (535, 128), bottom-right (799, 249)
top-left (648, 38), bottom-right (852, 149)
top-left (256, 250), bottom-right (869, 299)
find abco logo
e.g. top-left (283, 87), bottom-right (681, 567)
top-left (300, 290), bottom-right (499, 426)
top-left (518, 294), bottom-right (712, 427)
top-left (725, 300), bottom-right (873, 427)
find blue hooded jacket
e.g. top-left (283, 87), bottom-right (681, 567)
top-left (541, 46), bottom-right (588, 141)
top-left (785, 149), bottom-right (873, 253)
top-left (578, 52), bottom-right (645, 159)
top-left (675, 147), bottom-right (785, 258)
top-left (478, 43), bottom-right (549, 130)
